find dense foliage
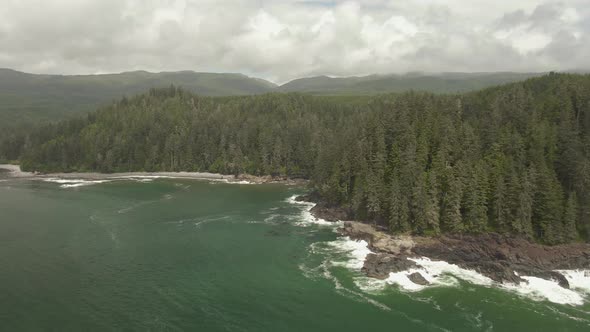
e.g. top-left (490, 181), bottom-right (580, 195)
top-left (2, 73), bottom-right (589, 244)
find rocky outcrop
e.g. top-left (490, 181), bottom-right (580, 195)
top-left (298, 195), bottom-right (590, 289)
top-left (362, 253), bottom-right (418, 279)
top-left (309, 203), bottom-right (350, 222)
top-left (337, 220), bottom-right (590, 288)
top-left (408, 272), bottom-right (430, 286)
top-left (233, 173), bottom-right (308, 185)
top-left (339, 221), bottom-right (415, 255)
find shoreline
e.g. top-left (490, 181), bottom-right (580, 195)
top-left (300, 195), bottom-right (590, 303)
top-left (0, 164), bottom-right (308, 185)
top-left (338, 221), bottom-right (590, 287)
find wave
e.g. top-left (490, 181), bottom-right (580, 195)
top-left (558, 270), bottom-right (590, 294)
top-left (326, 237), bottom-right (372, 270)
top-left (322, 235), bottom-right (590, 306)
top-left (502, 274), bottom-right (586, 306)
top-left (285, 195), bottom-right (340, 227)
top-left (194, 215), bottom-right (231, 227)
top-left (301, 240), bottom-right (456, 331)
top-left (42, 178), bottom-right (111, 188)
top-left (207, 178), bottom-right (257, 185)
top-left (288, 193), bottom-right (590, 308)
top-left (37, 174), bottom-right (256, 188)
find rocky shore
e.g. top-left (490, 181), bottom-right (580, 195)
top-left (298, 193), bottom-right (590, 289)
top-left (339, 220), bottom-right (590, 288)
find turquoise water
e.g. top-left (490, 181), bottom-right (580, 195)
top-left (0, 178), bottom-right (589, 331)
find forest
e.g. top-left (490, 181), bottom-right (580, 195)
top-left (1, 73), bottom-right (589, 244)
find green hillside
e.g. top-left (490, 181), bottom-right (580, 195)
top-left (0, 69), bottom-right (277, 126)
top-left (279, 72), bottom-right (543, 95)
top-left (0, 69), bottom-right (552, 127)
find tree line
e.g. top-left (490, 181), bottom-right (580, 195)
top-left (1, 73), bottom-right (589, 244)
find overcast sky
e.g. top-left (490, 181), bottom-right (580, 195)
top-left (0, 0), bottom-right (588, 83)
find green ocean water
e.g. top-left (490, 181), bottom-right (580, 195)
top-left (0, 177), bottom-right (589, 331)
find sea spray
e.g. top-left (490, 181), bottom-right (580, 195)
top-left (327, 237), bottom-right (372, 270)
top-left (287, 193), bottom-right (590, 307)
top-left (502, 275), bottom-right (586, 306)
top-left (558, 270), bottom-right (590, 295)
top-left (285, 195), bottom-right (340, 227)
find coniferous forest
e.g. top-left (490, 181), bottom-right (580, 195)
top-left (1, 73), bottom-right (589, 244)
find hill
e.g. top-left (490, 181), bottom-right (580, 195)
top-left (0, 69), bottom-right (552, 126)
top-left (279, 72), bottom-right (543, 95)
top-left (0, 69), bottom-right (277, 126)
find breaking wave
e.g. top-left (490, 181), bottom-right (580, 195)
top-left (42, 178), bottom-right (111, 188)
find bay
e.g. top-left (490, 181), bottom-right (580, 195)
top-left (0, 178), bottom-right (589, 331)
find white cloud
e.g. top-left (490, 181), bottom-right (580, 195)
top-left (0, 0), bottom-right (588, 83)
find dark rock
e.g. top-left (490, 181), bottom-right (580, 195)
top-left (408, 272), bottom-right (430, 285)
top-left (469, 261), bottom-right (523, 284)
top-left (352, 223), bottom-right (590, 288)
top-left (515, 268), bottom-right (570, 289)
top-left (362, 253), bottom-right (418, 279)
top-left (548, 271), bottom-right (570, 289)
top-left (296, 194), bottom-right (351, 222)
top-left (309, 203), bottom-right (349, 222)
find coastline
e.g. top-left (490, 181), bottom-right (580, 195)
top-left (0, 164), bottom-right (308, 185)
top-left (299, 195), bottom-right (590, 304)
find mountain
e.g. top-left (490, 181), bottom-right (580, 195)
top-left (279, 72), bottom-right (544, 95)
top-left (0, 69), bottom-right (277, 125)
top-left (0, 69), bottom-right (550, 127)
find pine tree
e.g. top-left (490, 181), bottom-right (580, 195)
top-left (388, 176), bottom-right (410, 233)
top-left (442, 171), bottom-right (463, 233)
top-left (462, 163), bottom-right (488, 233)
top-left (563, 192), bottom-right (578, 242)
top-left (533, 164), bottom-right (565, 244)
top-left (411, 172), bottom-right (428, 234)
top-left (424, 171), bottom-right (441, 235)
top-left (512, 169), bottom-right (534, 238)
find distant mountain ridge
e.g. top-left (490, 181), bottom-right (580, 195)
top-left (0, 69), bottom-right (547, 126)
top-left (278, 72), bottom-right (545, 94)
top-left (0, 69), bottom-right (277, 125)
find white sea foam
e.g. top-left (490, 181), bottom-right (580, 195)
top-left (289, 196), bottom-right (590, 307)
top-left (113, 175), bottom-right (169, 180)
top-left (207, 178), bottom-right (256, 185)
top-left (285, 195), bottom-right (341, 227)
top-left (408, 257), bottom-right (493, 287)
top-left (502, 276), bottom-right (585, 306)
top-left (230, 180), bottom-right (255, 185)
top-left (263, 214), bottom-right (282, 224)
top-left (557, 270), bottom-right (590, 294)
top-left (327, 237), bottom-right (372, 270)
top-left (42, 178), bottom-right (111, 188)
top-left (356, 254), bottom-right (590, 306)
top-left (383, 269), bottom-right (434, 291)
top-left (327, 240), bottom-right (589, 306)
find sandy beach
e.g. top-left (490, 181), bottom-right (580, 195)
top-left (0, 164), bottom-right (236, 181)
top-left (0, 164), bottom-right (307, 185)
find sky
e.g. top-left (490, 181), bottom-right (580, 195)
top-left (0, 0), bottom-right (588, 83)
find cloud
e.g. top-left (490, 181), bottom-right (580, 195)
top-left (0, 0), bottom-right (588, 83)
